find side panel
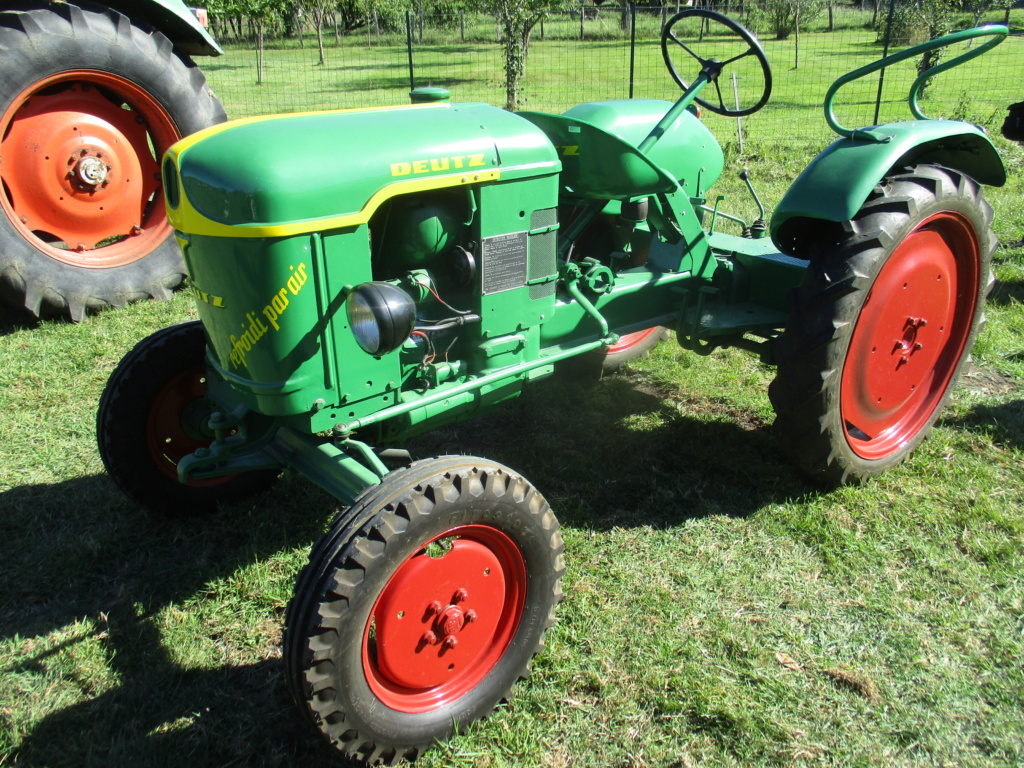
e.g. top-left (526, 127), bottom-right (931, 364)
top-left (770, 121), bottom-right (1004, 256)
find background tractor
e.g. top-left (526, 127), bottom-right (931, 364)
top-left (0, 0), bottom-right (224, 320)
top-left (97, 11), bottom-right (1007, 764)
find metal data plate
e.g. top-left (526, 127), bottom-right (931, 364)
top-left (480, 231), bottom-right (528, 295)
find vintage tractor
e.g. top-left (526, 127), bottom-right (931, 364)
top-left (0, 0), bottom-right (225, 320)
top-left (97, 11), bottom-right (1007, 764)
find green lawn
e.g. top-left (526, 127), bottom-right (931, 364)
top-left (2, 16), bottom-right (1024, 768)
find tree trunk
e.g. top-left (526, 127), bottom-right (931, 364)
top-left (256, 21), bottom-right (265, 83)
top-left (314, 11), bottom-right (326, 64)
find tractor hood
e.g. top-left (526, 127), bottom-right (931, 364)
top-left (163, 102), bottom-right (561, 238)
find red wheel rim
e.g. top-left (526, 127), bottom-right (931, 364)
top-left (145, 365), bottom-right (236, 488)
top-left (0, 70), bottom-right (180, 267)
top-left (607, 327), bottom-right (662, 356)
top-left (840, 212), bottom-right (980, 461)
top-left (363, 525), bottom-right (527, 714)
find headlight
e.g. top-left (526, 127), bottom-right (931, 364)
top-left (346, 282), bottom-right (416, 356)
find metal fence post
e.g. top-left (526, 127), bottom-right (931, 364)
top-left (874, 0), bottom-right (897, 125)
top-left (406, 11), bottom-right (415, 93)
top-left (629, 3), bottom-right (637, 99)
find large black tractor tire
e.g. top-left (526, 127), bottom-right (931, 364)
top-left (0, 3), bottom-right (226, 321)
top-left (97, 321), bottom-right (278, 516)
top-left (769, 164), bottom-right (995, 485)
top-left (284, 457), bottom-right (565, 765)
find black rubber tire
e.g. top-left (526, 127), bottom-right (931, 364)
top-left (0, 3), bottom-right (226, 320)
top-left (97, 321), bottom-right (278, 515)
top-left (284, 457), bottom-right (565, 765)
top-left (769, 164), bottom-right (995, 485)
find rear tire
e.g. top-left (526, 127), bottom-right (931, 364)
top-left (0, 3), bottom-right (226, 320)
top-left (769, 165), bottom-right (995, 485)
top-left (284, 457), bottom-right (564, 765)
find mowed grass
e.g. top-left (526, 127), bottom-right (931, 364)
top-left (2, 18), bottom-right (1024, 768)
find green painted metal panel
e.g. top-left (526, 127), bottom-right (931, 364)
top-left (517, 110), bottom-right (676, 200)
top-left (174, 103), bottom-right (559, 231)
top-left (560, 100), bottom-right (724, 196)
top-left (771, 121), bottom-right (1003, 255)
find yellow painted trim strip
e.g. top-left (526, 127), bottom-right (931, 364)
top-left (169, 169), bottom-right (502, 239)
top-left (165, 102), bottom-right (451, 160)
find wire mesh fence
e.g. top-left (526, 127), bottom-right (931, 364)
top-left (200, 3), bottom-right (1024, 149)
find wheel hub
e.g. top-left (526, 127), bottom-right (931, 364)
top-left (893, 317), bottom-right (927, 367)
top-left (72, 151), bottom-right (111, 188)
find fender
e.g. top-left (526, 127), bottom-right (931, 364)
top-left (770, 120), bottom-right (1004, 256)
top-left (88, 0), bottom-right (222, 55)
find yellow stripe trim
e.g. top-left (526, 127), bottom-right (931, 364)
top-left (168, 169), bottom-right (502, 239)
top-left (165, 102), bottom-right (451, 159)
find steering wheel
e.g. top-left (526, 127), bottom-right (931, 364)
top-left (661, 9), bottom-right (772, 117)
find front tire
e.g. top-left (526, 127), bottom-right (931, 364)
top-left (285, 457), bottom-right (565, 765)
top-left (0, 4), bottom-right (226, 320)
top-left (97, 321), bottom-right (277, 515)
top-left (769, 164), bottom-right (995, 485)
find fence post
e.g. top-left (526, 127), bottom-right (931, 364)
top-left (406, 11), bottom-right (415, 93)
top-left (461, 10), bottom-right (465, 42)
top-left (873, 0), bottom-right (897, 125)
top-left (580, 4), bottom-right (585, 40)
top-left (629, 3), bottom-right (636, 99)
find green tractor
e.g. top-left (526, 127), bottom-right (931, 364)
top-left (0, 0), bottom-right (224, 320)
top-left (97, 11), bottom-right (1008, 764)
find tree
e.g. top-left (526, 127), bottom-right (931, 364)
top-left (240, 0), bottom-right (291, 82)
top-left (476, 0), bottom-right (572, 110)
top-left (748, 0), bottom-right (824, 41)
top-left (297, 0), bottom-right (335, 63)
top-left (875, 0), bottom-right (957, 96)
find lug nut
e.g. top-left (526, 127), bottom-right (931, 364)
top-left (421, 631), bottom-right (438, 645)
top-left (464, 609), bottom-right (477, 623)
top-left (443, 636), bottom-right (458, 649)
top-left (453, 588), bottom-right (468, 603)
top-left (427, 601), bottom-right (443, 615)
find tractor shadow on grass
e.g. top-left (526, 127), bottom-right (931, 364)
top-left (408, 370), bottom-right (814, 531)
top-left (5, 369), bottom-right (813, 766)
top-left (3, 473), bottom-right (351, 767)
top-left (12, 608), bottom-right (341, 768)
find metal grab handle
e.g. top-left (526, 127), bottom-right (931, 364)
top-left (824, 24), bottom-right (1008, 140)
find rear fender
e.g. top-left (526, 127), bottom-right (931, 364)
top-left (98, 0), bottom-right (222, 55)
top-left (770, 121), bottom-right (1003, 257)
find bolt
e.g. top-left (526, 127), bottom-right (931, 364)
top-left (453, 588), bottom-right (468, 603)
top-left (19, 216), bottom-right (28, 224)
top-left (464, 609), bottom-right (477, 623)
top-left (421, 631), bottom-right (438, 645)
top-left (443, 636), bottom-right (458, 650)
top-left (130, 225), bottom-right (144, 236)
top-left (427, 601), bottom-right (443, 615)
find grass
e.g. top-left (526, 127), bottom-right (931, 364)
top-left (3, 18), bottom-right (1024, 768)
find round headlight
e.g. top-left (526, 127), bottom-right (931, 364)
top-left (346, 282), bottom-right (416, 356)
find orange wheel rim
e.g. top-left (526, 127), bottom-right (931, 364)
top-left (0, 70), bottom-right (181, 268)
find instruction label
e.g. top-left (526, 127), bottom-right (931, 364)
top-left (481, 231), bottom-right (528, 295)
